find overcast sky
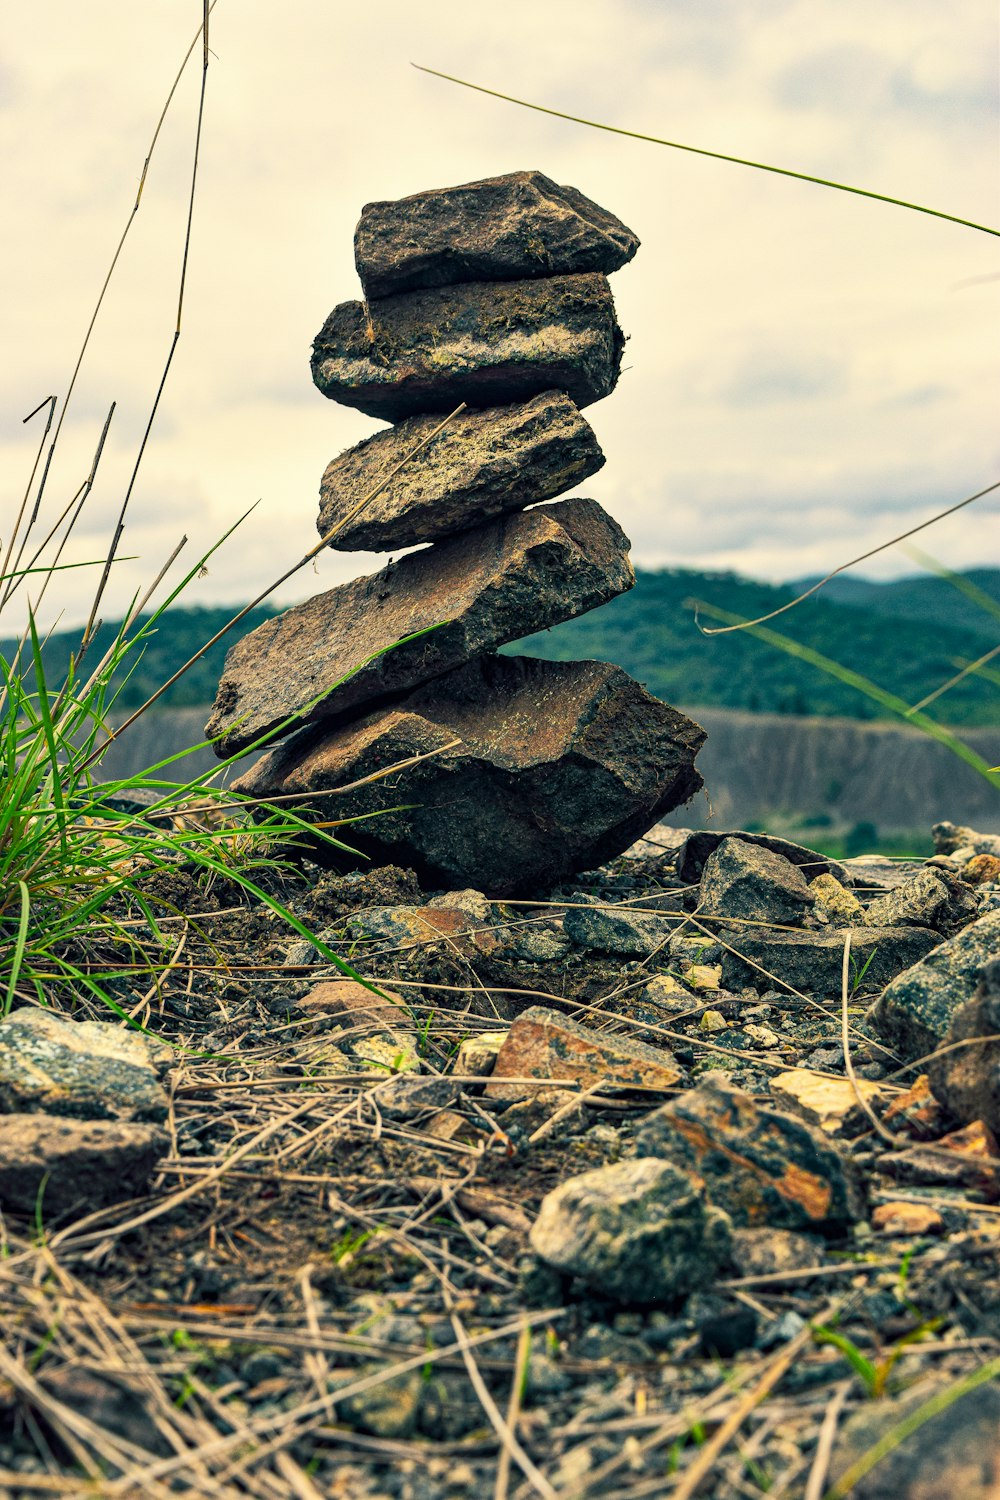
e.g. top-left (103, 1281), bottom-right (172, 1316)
top-left (3, 1), bottom-right (998, 631)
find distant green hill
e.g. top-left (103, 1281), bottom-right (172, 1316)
top-left (4, 568), bottom-right (998, 726)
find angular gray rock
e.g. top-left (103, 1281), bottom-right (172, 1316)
top-left (870, 910), bottom-right (1000, 1063)
top-left (928, 958), bottom-right (1000, 1132)
top-left (354, 169), bottom-right (640, 300)
top-left (232, 655), bottom-right (705, 895)
top-left (699, 836), bottom-right (815, 926)
top-left (677, 830), bottom-right (850, 886)
top-left (862, 865), bottom-right (978, 933)
top-left (720, 925), bottom-right (939, 996)
top-left (0, 1115), bottom-right (166, 1216)
top-left (933, 821), bottom-right (1000, 859)
top-left (0, 1008), bottom-right (170, 1122)
top-left (207, 497), bottom-right (634, 757)
top-left (529, 1157), bottom-right (732, 1302)
top-left (563, 904), bottom-right (678, 956)
top-left (637, 1073), bottom-right (865, 1231)
top-left (317, 390), bottom-right (604, 552)
top-left (311, 273), bottom-right (624, 421)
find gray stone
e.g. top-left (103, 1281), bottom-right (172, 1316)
top-left (208, 496), bottom-right (633, 757)
top-left (232, 655), bottom-right (705, 896)
top-left (318, 390), bottom-right (605, 551)
top-left (0, 1008), bottom-right (170, 1122)
top-left (699, 837), bottom-right (815, 926)
top-left (529, 1157), bottom-right (732, 1302)
top-left (677, 830), bottom-right (850, 886)
top-left (862, 865), bottom-right (978, 933)
top-left (841, 855), bottom-right (925, 892)
top-left (310, 272), bottom-right (624, 422)
top-left (354, 169), bottom-right (639, 300)
top-left (933, 821), bottom-right (1000, 859)
top-left (720, 925), bottom-right (939, 997)
top-left (370, 1075), bottom-right (461, 1119)
top-left (869, 910), bottom-right (1000, 1062)
top-left (563, 904), bottom-right (677, 956)
top-left (929, 958), bottom-right (1000, 1131)
top-left (728, 1227), bottom-right (823, 1278)
top-left (636, 1072), bottom-right (865, 1232)
top-left (0, 1114), bottom-right (166, 1216)
top-left (338, 1368), bottom-right (424, 1440)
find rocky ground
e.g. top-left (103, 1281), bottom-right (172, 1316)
top-left (2, 819), bottom-right (1000, 1498)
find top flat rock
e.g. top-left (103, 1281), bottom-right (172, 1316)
top-left (205, 496), bottom-right (634, 757)
top-left (318, 390), bottom-right (604, 552)
top-left (311, 272), bottom-right (624, 422)
top-left (354, 169), bottom-right (639, 300)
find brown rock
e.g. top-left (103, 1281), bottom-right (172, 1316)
top-left (882, 1074), bottom-right (949, 1140)
top-left (317, 391), bottom-right (604, 552)
top-left (0, 1114), bottom-right (166, 1216)
top-left (207, 497), bottom-right (633, 757)
top-left (486, 1006), bottom-right (682, 1101)
top-left (879, 1120), bottom-right (1000, 1201)
top-left (637, 1072), bottom-right (866, 1231)
top-left (343, 904), bottom-right (499, 958)
top-left (871, 1201), bottom-right (945, 1235)
top-left (310, 273), bottom-right (624, 421)
top-left (296, 980), bottom-right (408, 1028)
top-left (354, 169), bottom-right (639, 300)
top-left (769, 1068), bottom-right (884, 1137)
top-left (233, 655), bottom-right (705, 895)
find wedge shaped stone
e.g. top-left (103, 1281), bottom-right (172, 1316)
top-left (231, 655), bottom-right (705, 895)
top-left (311, 273), bottom-right (624, 421)
top-left (206, 498), bottom-right (632, 757)
top-left (354, 169), bottom-right (639, 300)
top-left (318, 391), bottom-right (604, 551)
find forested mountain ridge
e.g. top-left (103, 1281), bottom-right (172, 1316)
top-left (4, 568), bottom-right (998, 725)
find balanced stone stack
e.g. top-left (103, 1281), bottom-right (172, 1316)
top-left (211, 171), bottom-right (705, 896)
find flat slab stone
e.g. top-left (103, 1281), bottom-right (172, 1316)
top-left (0, 1114), bottom-right (166, 1216)
top-left (486, 1006), bottom-right (682, 1100)
top-left (311, 272), bottom-right (624, 422)
top-left (232, 655), bottom-right (705, 896)
top-left (563, 905), bottom-right (678, 957)
top-left (354, 169), bottom-right (639, 300)
top-left (720, 925), bottom-right (939, 997)
top-left (318, 391), bottom-right (604, 552)
top-left (0, 1008), bottom-right (170, 1122)
top-left (207, 496), bottom-right (633, 757)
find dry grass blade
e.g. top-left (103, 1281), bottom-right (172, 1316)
top-left (804, 1380), bottom-right (852, 1500)
top-left (495, 1322), bottom-right (533, 1500)
top-left (840, 932), bottom-right (901, 1146)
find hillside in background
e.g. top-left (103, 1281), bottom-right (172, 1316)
top-left (4, 567), bottom-right (998, 724)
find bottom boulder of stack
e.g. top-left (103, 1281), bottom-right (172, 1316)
top-left (232, 654), bottom-right (705, 897)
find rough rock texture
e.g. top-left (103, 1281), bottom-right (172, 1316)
top-left (769, 1068), bottom-right (883, 1137)
top-left (0, 1008), bottom-right (170, 1122)
top-left (310, 273), bottom-right (624, 421)
top-left (869, 911), bottom-right (1000, 1063)
top-left (677, 830), bottom-right (850, 886)
top-left (563, 904), bottom-right (679, 956)
top-left (699, 837), bottom-right (816, 925)
top-left (0, 1115), bottom-right (166, 1215)
top-left (928, 957), bottom-right (1000, 1132)
top-left (208, 497), bottom-right (634, 757)
top-left (933, 821), bottom-right (1000, 859)
top-left (294, 980), bottom-right (408, 1029)
top-left (828, 1375), bottom-right (1000, 1499)
top-left (354, 170), bottom-right (640, 300)
top-left (862, 865), bottom-right (978, 934)
top-left (809, 873), bottom-right (865, 927)
top-left (232, 655), bottom-right (705, 895)
top-left (636, 1073), bottom-right (866, 1231)
top-left (344, 904), bottom-right (499, 958)
top-left (317, 391), bottom-right (605, 551)
top-left (529, 1157), bottom-right (731, 1303)
top-left (720, 925), bottom-right (940, 996)
top-left (486, 1006), bottom-right (682, 1100)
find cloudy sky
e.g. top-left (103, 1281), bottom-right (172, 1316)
top-left (3, 0), bottom-right (998, 631)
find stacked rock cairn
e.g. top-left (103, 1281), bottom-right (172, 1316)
top-left (210, 171), bottom-right (706, 896)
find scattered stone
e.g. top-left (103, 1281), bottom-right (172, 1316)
top-left (810, 872), bottom-right (865, 927)
top-left (687, 963), bottom-right (722, 991)
top-left (338, 1368), bottom-right (424, 1440)
top-left (965, 853), bottom-right (1000, 885)
top-left (563, 904), bottom-right (675, 956)
top-left (841, 855), bottom-right (923, 891)
top-left (678, 831), bottom-right (850, 886)
top-left (369, 1075), bottom-right (460, 1119)
top-left (353, 169), bottom-right (639, 300)
top-left (828, 1373), bottom-right (1000, 1499)
top-left (0, 1114), bottom-right (166, 1216)
top-left (638, 974), bottom-right (696, 1012)
top-left (879, 1119), bottom-right (1000, 1200)
top-left (453, 1033), bottom-right (507, 1077)
top-left (699, 837), bottom-right (815, 925)
top-left (862, 865), bottom-right (978, 933)
top-left (0, 1008), bottom-right (170, 1122)
top-left (699, 1010), bottom-right (728, 1033)
top-left (209, 496), bottom-right (634, 756)
top-left (688, 1294), bottom-right (759, 1357)
top-left (636, 1072), bottom-right (865, 1231)
top-left (721, 925), bottom-right (939, 996)
top-left (305, 1027), bottom-right (421, 1078)
top-left (311, 272), bottom-right (625, 421)
top-left (344, 903), bottom-right (498, 957)
top-left (871, 1201), bottom-right (945, 1235)
top-left (933, 821), bottom-right (1000, 860)
top-left (486, 1005), bottom-right (682, 1101)
top-left (769, 1068), bottom-right (884, 1137)
top-left (728, 1227), bottom-right (823, 1278)
top-left (498, 918), bottom-right (573, 963)
top-left (928, 957), bottom-right (1000, 1132)
top-left (529, 1157), bottom-right (731, 1303)
top-left (743, 1023), bottom-right (782, 1048)
top-left (882, 1074), bottom-right (949, 1139)
top-left (295, 979), bottom-right (408, 1028)
top-left (869, 910), bottom-right (1000, 1063)
top-left (318, 390), bottom-right (604, 551)
top-left (234, 655), bottom-right (705, 896)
